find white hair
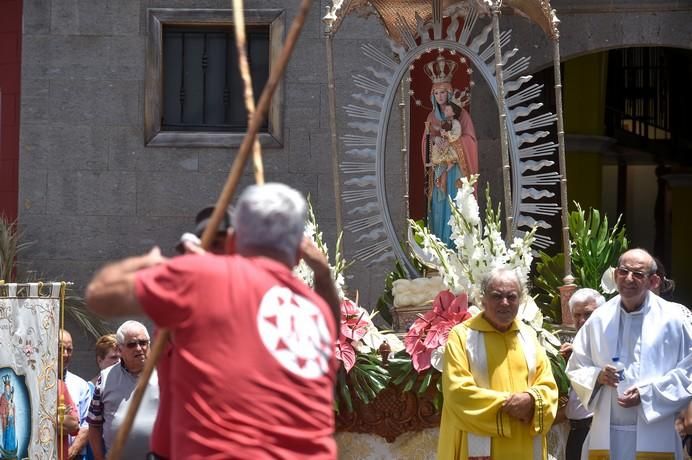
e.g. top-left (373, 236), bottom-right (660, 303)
top-left (232, 183), bottom-right (307, 265)
top-left (568, 288), bottom-right (605, 313)
top-left (480, 267), bottom-right (526, 302)
top-left (115, 320), bottom-right (149, 344)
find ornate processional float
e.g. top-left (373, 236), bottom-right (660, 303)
top-left (319, 0), bottom-right (579, 455)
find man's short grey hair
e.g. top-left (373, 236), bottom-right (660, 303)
top-left (116, 320), bottom-right (150, 345)
top-left (480, 267), bottom-right (526, 302)
top-left (568, 288), bottom-right (605, 313)
top-left (232, 183), bottom-right (307, 265)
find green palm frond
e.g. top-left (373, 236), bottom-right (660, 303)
top-left (0, 216), bottom-right (33, 282)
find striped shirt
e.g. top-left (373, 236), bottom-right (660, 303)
top-left (86, 362), bottom-right (159, 457)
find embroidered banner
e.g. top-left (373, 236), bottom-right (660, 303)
top-left (0, 283), bottom-right (62, 460)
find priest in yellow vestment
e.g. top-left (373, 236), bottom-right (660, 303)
top-left (438, 267), bottom-right (558, 460)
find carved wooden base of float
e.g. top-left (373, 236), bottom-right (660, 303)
top-left (336, 384), bottom-right (441, 443)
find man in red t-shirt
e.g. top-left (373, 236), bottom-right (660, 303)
top-left (151, 204), bottom-right (233, 459)
top-left (86, 183), bottom-right (340, 459)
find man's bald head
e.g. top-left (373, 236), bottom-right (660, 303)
top-left (615, 248), bottom-right (657, 312)
top-left (617, 249), bottom-right (656, 274)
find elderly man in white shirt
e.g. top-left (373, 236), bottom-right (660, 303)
top-left (86, 320), bottom-right (159, 460)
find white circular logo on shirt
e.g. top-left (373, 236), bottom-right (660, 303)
top-left (257, 286), bottom-right (332, 379)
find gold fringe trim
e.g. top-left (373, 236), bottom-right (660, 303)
top-left (589, 450), bottom-right (675, 460)
top-left (588, 450), bottom-right (610, 460)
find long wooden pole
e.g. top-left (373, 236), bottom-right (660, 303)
top-left (324, 32), bottom-right (344, 249)
top-left (106, 1), bottom-right (314, 457)
top-left (491, 5), bottom-right (513, 239)
top-left (233, 0), bottom-right (264, 185)
top-left (552, 38), bottom-right (573, 285)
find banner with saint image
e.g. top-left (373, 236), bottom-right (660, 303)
top-left (0, 283), bottom-right (62, 460)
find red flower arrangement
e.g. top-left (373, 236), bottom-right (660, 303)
top-left (404, 290), bottom-right (472, 372)
top-left (335, 298), bottom-right (371, 372)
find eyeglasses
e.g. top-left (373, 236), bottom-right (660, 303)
top-left (125, 340), bottom-right (150, 349)
top-left (615, 266), bottom-right (651, 281)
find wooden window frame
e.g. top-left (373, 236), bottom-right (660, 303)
top-left (145, 8), bottom-right (284, 148)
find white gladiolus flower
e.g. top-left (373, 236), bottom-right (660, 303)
top-left (293, 200), bottom-right (346, 300)
top-left (408, 174), bottom-right (536, 307)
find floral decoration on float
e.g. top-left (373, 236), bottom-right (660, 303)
top-left (294, 178), bottom-right (567, 421)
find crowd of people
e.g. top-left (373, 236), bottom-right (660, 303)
top-left (50, 182), bottom-right (692, 459)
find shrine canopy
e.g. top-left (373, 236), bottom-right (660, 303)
top-left (325, 0), bottom-right (559, 41)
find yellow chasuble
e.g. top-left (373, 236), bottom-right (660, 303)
top-left (437, 314), bottom-right (558, 460)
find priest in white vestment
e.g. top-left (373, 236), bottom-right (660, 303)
top-left (567, 249), bottom-right (692, 460)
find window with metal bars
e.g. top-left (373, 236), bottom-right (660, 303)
top-left (162, 25), bottom-right (269, 133)
top-left (145, 9), bottom-right (284, 148)
top-left (606, 47), bottom-right (671, 141)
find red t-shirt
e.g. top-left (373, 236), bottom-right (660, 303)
top-left (136, 254), bottom-right (337, 460)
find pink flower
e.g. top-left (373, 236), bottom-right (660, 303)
top-left (339, 299), bottom-right (369, 341)
top-left (335, 335), bottom-right (356, 372)
top-left (405, 290), bottom-right (471, 372)
top-left (334, 298), bottom-right (372, 372)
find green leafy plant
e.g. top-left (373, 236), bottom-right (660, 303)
top-left (388, 350), bottom-right (443, 410)
top-left (534, 204), bottom-right (628, 323)
top-left (533, 252), bottom-right (565, 322)
top-left (548, 353), bottom-right (570, 398)
top-left (569, 204), bottom-right (628, 291)
top-left (374, 261), bottom-right (409, 327)
top-left (336, 352), bottom-right (391, 413)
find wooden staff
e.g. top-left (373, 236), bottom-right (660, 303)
top-left (233, 0), bottom-right (264, 185)
top-left (106, 0), bottom-right (314, 457)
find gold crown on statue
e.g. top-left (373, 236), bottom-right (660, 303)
top-left (424, 56), bottom-right (458, 85)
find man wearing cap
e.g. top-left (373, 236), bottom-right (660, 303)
top-left (86, 183), bottom-right (340, 459)
top-left (176, 205), bottom-right (232, 255)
